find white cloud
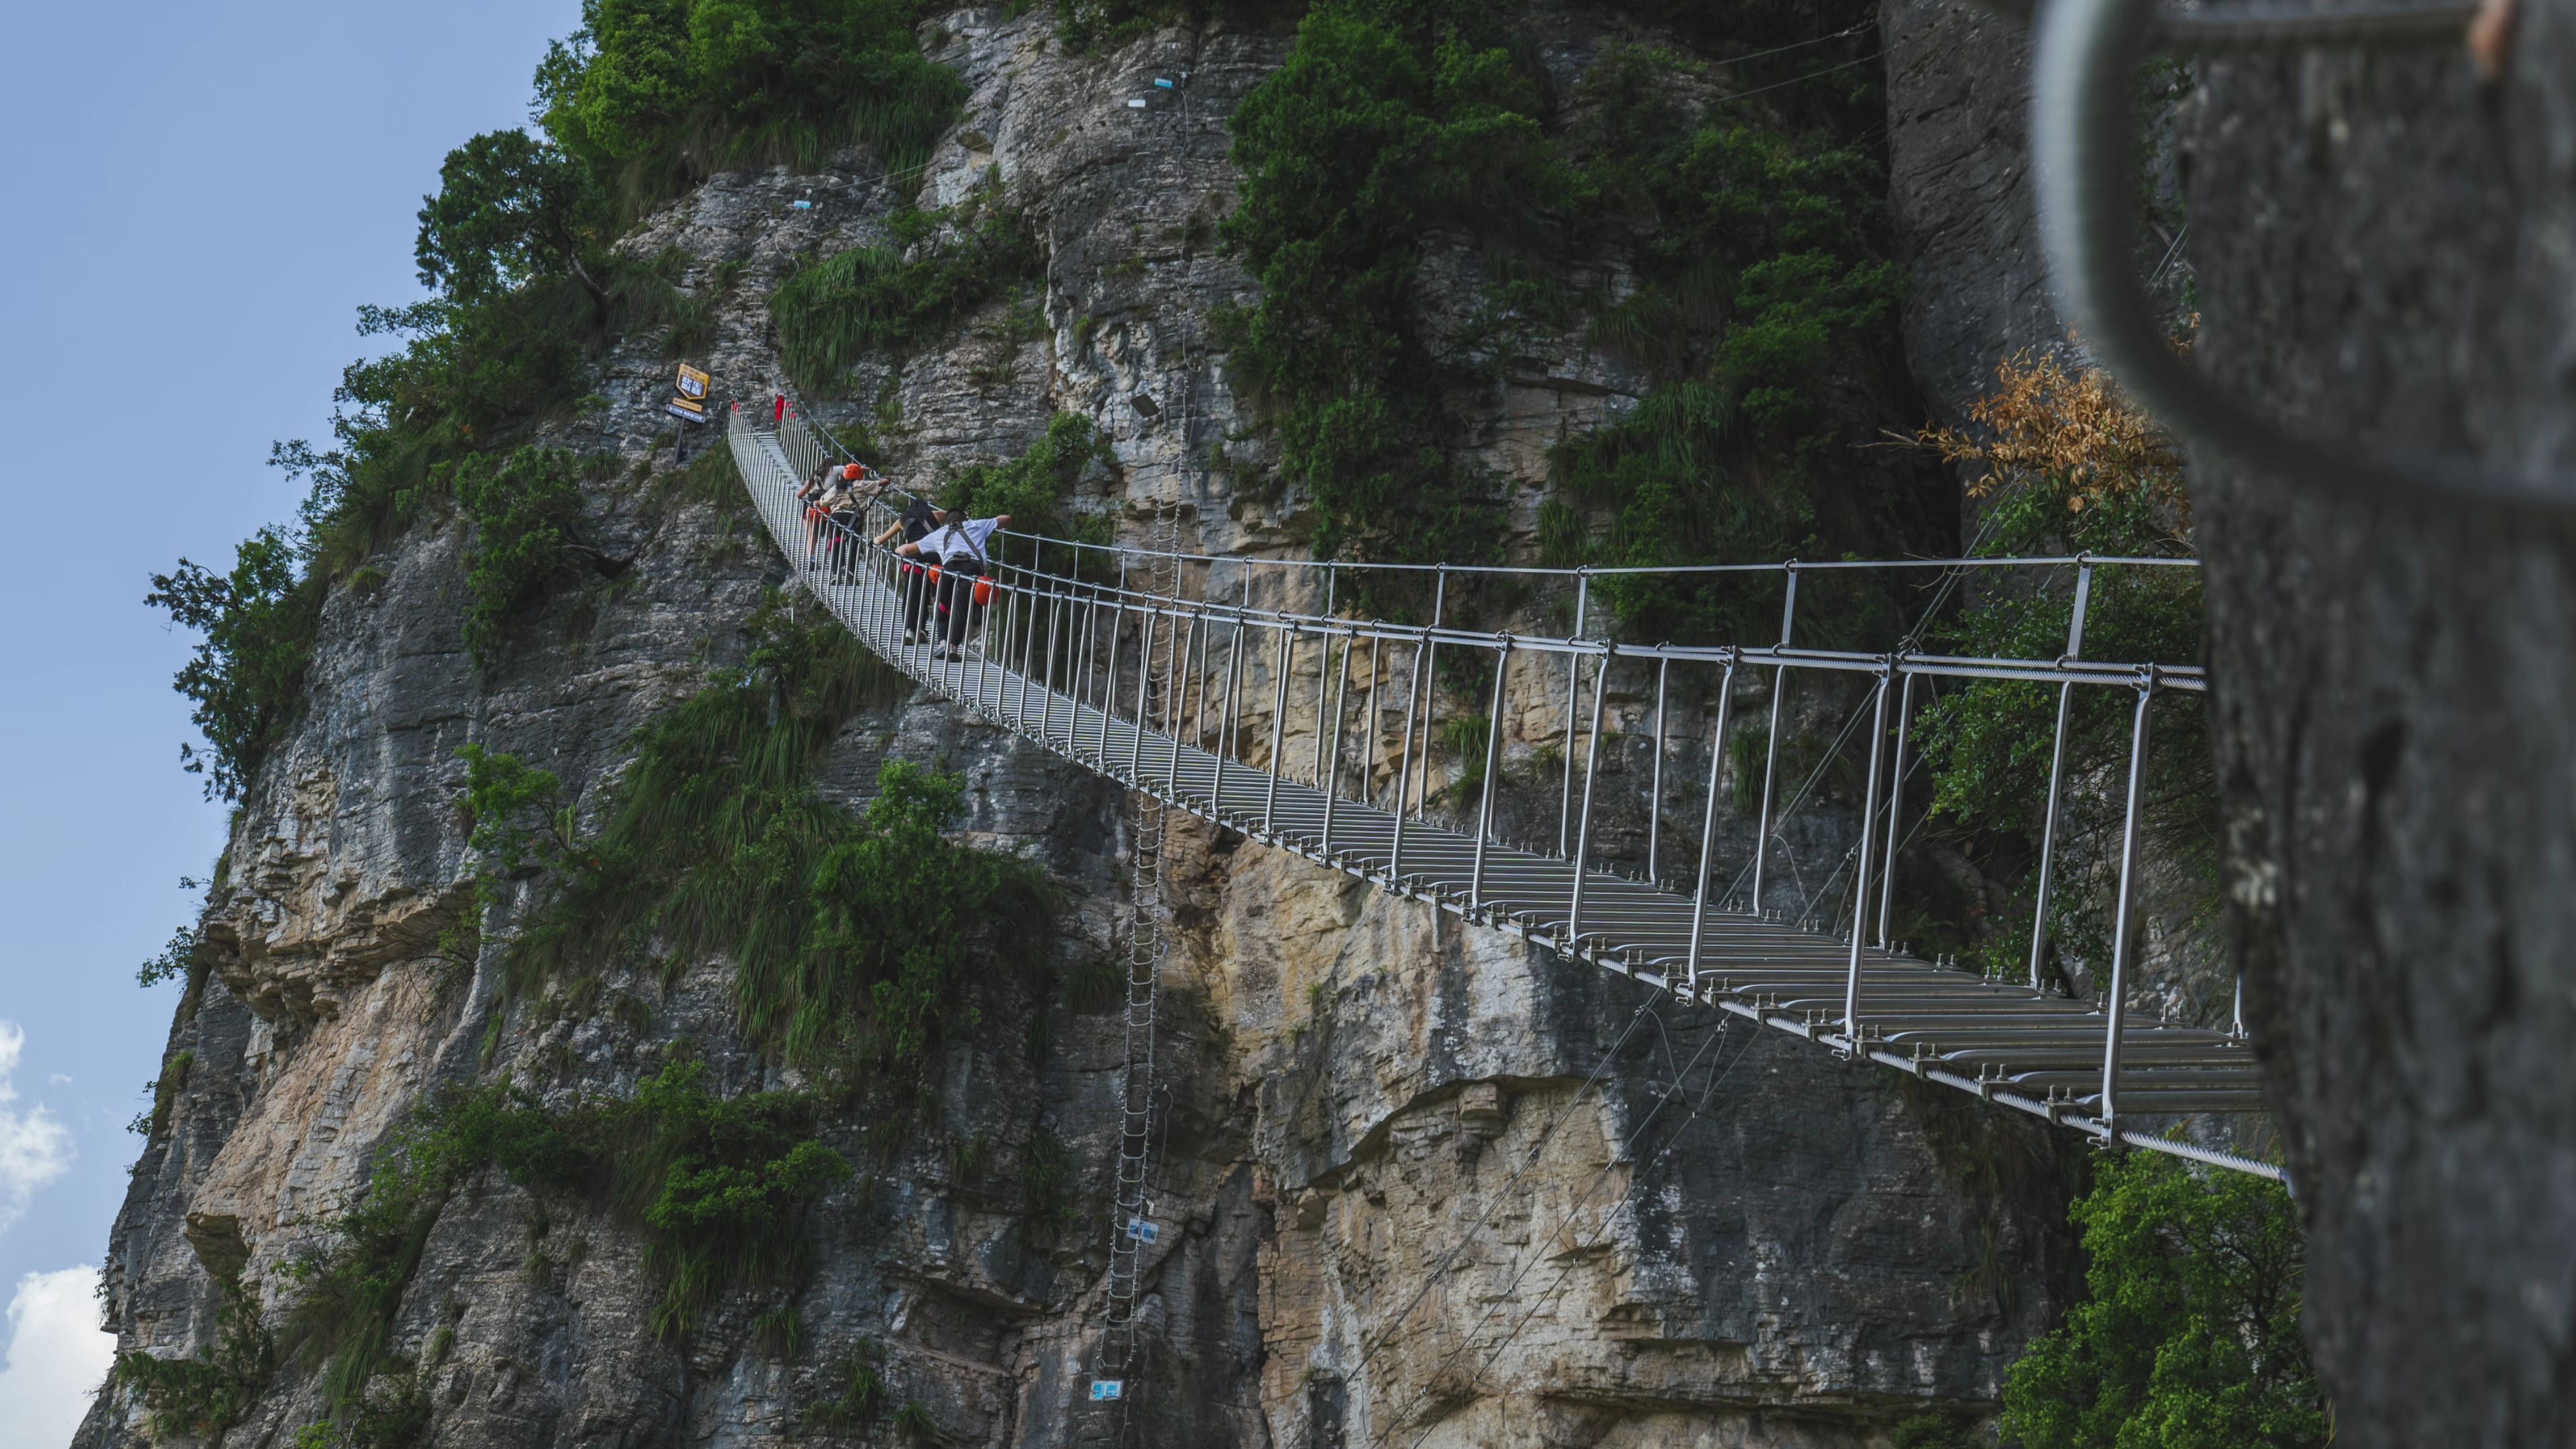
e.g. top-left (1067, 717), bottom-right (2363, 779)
top-left (0, 1022), bottom-right (73, 1234)
top-left (0, 1267), bottom-right (115, 1449)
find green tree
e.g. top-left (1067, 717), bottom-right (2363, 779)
top-left (455, 446), bottom-right (599, 669)
top-left (147, 529), bottom-right (321, 799)
top-left (415, 129), bottom-right (609, 313)
top-left (1221, 1), bottom-right (1565, 566)
top-left (2000, 1152), bottom-right (2324, 1449)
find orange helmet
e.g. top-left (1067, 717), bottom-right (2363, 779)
top-left (842, 464), bottom-right (863, 481)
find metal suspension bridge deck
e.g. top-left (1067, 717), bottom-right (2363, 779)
top-left (729, 407), bottom-right (2275, 1179)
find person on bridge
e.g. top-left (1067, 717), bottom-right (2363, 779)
top-left (877, 496), bottom-right (943, 645)
top-left (801, 462), bottom-right (856, 559)
top-left (813, 465), bottom-right (875, 580)
top-left (900, 508), bottom-right (1010, 661)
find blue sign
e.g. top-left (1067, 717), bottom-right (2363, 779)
top-left (1090, 1379), bottom-right (1125, 1401)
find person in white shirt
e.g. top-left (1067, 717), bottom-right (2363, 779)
top-left (897, 508), bottom-right (1011, 659)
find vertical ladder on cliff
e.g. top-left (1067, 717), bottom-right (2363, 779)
top-left (1096, 503), bottom-right (1184, 1399)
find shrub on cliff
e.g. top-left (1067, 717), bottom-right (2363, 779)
top-left (455, 445), bottom-right (611, 669)
top-left (153, 3), bottom-right (969, 799)
top-left (109, 1283), bottom-right (273, 1440)
top-left (148, 267), bottom-right (665, 796)
top-left (1536, 43), bottom-right (1906, 642)
top-left (284, 1063), bottom-right (853, 1411)
top-left (494, 592), bottom-right (1054, 1071)
top-left (2000, 1151), bottom-right (2325, 1449)
top-left (148, 527), bottom-right (317, 800)
top-left (938, 411), bottom-right (1115, 563)
top-left (771, 186), bottom-right (1045, 393)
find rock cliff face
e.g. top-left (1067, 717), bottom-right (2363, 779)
top-left (2188, 13), bottom-right (2576, 1445)
top-left (84, 7), bottom-right (2094, 1447)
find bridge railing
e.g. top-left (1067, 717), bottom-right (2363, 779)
top-left (742, 402), bottom-right (2269, 1175)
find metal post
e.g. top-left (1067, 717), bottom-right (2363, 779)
top-left (1648, 655), bottom-right (1670, 886)
top-left (2028, 563), bottom-right (2094, 989)
top-left (1168, 608), bottom-right (1197, 802)
top-left (1841, 663), bottom-right (1894, 1041)
top-left (981, 561), bottom-right (1008, 718)
top-left (1311, 564), bottom-right (1338, 784)
top-left (1417, 566), bottom-right (1448, 822)
top-left (1183, 589), bottom-right (1207, 750)
top-left (1106, 560), bottom-right (1131, 733)
top-left (1216, 586), bottom-right (1246, 818)
top-left (1875, 669), bottom-right (1918, 949)
top-left (1129, 598), bottom-right (1156, 781)
top-left (1361, 632), bottom-right (1382, 808)
top-left (1560, 570), bottom-right (1590, 857)
top-left (1568, 645), bottom-right (1613, 941)
top-left (1263, 622), bottom-right (1293, 835)
top-left (1226, 571), bottom-right (1251, 767)
top-left (1018, 543), bottom-right (1046, 734)
top-left (1322, 630), bottom-right (1352, 856)
top-left (1009, 558), bottom-right (1032, 725)
top-left (2098, 676), bottom-right (2157, 1138)
top-left (1076, 574), bottom-right (1101, 749)
top-left (1470, 639), bottom-right (1512, 910)
top-left (1391, 630), bottom-right (1429, 880)
top-left (998, 561), bottom-right (1019, 724)
top-left (1043, 576), bottom-right (1067, 748)
top-left (980, 568), bottom-right (1004, 718)
top-left (1682, 657), bottom-right (1738, 987)
top-left (1750, 564), bottom-right (1799, 916)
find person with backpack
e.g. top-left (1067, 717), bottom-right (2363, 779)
top-left (875, 496), bottom-right (944, 644)
top-left (899, 508), bottom-right (1012, 660)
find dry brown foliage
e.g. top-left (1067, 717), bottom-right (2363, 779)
top-left (1915, 349), bottom-right (2190, 533)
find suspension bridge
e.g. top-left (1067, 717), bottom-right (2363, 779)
top-left (726, 405), bottom-right (2273, 1183)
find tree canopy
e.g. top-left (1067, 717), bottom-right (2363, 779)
top-left (415, 129), bottom-right (606, 309)
top-left (2000, 1152), bottom-right (2326, 1449)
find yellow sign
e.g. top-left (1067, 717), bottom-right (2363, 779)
top-left (675, 364), bottom-right (711, 401)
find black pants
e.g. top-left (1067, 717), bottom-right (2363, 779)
top-left (936, 559), bottom-right (985, 647)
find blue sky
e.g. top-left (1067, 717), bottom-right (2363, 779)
top-left (0, 1), bottom-right (577, 1435)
